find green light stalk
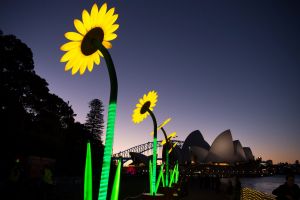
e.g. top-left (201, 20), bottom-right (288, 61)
top-left (155, 163), bottom-right (165, 193)
top-left (111, 159), bottom-right (122, 200)
top-left (146, 109), bottom-right (158, 196)
top-left (161, 128), bottom-right (169, 187)
top-left (175, 162), bottom-right (179, 184)
top-left (169, 165), bottom-right (177, 187)
top-left (84, 141), bottom-right (92, 200)
top-left (149, 160), bottom-right (153, 194)
top-left (96, 43), bottom-right (118, 200)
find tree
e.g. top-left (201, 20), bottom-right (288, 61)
top-left (85, 99), bottom-right (104, 143)
top-left (0, 31), bottom-right (77, 174)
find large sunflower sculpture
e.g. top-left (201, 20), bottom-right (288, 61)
top-left (132, 91), bottom-right (158, 124)
top-left (60, 3), bottom-right (119, 75)
top-left (60, 3), bottom-right (120, 200)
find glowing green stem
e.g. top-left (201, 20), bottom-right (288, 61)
top-left (175, 162), bottom-right (179, 184)
top-left (96, 43), bottom-right (118, 200)
top-left (84, 141), bottom-right (92, 200)
top-left (111, 160), bottom-right (121, 200)
top-left (161, 128), bottom-right (169, 187)
top-left (149, 160), bottom-right (153, 194)
top-left (169, 165), bottom-right (176, 187)
top-left (147, 109), bottom-right (157, 196)
top-left (155, 164), bottom-right (164, 193)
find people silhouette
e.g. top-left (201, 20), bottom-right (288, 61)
top-left (272, 173), bottom-right (300, 200)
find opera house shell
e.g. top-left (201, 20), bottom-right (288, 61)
top-left (129, 129), bottom-right (255, 165)
top-left (184, 129), bottom-right (254, 164)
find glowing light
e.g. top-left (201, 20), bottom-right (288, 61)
top-left (152, 137), bottom-right (157, 195)
top-left (98, 103), bottom-right (117, 200)
top-left (84, 141), bottom-right (92, 200)
top-left (155, 164), bottom-right (164, 193)
top-left (60, 3), bottom-right (119, 75)
top-left (111, 160), bottom-right (121, 200)
top-left (149, 160), bottom-right (153, 194)
top-left (132, 91), bottom-right (158, 124)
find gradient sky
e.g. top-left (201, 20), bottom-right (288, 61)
top-left (1, 0), bottom-right (299, 164)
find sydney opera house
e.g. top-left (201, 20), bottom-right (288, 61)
top-left (130, 129), bottom-right (254, 166)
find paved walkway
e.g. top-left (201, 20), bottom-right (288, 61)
top-left (181, 176), bottom-right (232, 200)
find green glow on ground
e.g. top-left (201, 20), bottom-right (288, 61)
top-left (152, 137), bottom-right (157, 195)
top-left (111, 160), bottom-right (121, 200)
top-left (84, 142), bottom-right (92, 200)
top-left (98, 103), bottom-right (117, 200)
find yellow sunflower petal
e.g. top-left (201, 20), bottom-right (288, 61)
top-left (102, 41), bottom-right (112, 49)
top-left (65, 32), bottom-right (83, 41)
top-left (99, 3), bottom-right (107, 17)
top-left (64, 54), bottom-right (78, 71)
top-left (60, 49), bottom-right (77, 62)
top-left (87, 59), bottom-right (94, 72)
top-left (93, 53), bottom-right (100, 65)
top-left (104, 14), bottom-right (118, 27)
top-left (74, 19), bottom-right (86, 35)
top-left (90, 4), bottom-right (98, 28)
top-left (60, 41), bottom-right (80, 51)
top-left (105, 7), bottom-right (115, 18)
top-left (96, 3), bottom-right (107, 26)
top-left (65, 61), bottom-right (73, 71)
top-left (97, 50), bottom-right (103, 57)
top-left (79, 60), bottom-right (88, 75)
top-left (107, 24), bottom-right (119, 34)
top-left (71, 62), bottom-right (81, 75)
top-left (104, 33), bottom-right (117, 41)
top-left (82, 9), bottom-right (91, 31)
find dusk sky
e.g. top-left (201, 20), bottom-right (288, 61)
top-left (1, 0), bottom-right (299, 164)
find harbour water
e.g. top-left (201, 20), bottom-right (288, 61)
top-left (240, 175), bottom-right (300, 194)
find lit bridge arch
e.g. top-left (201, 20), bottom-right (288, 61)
top-left (112, 140), bottom-right (184, 162)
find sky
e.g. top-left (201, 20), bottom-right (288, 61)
top-left (1, 0), bottom-right (299, 164)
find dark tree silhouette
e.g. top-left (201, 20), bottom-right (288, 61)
top-left (0, 31), bottom-right (83, 179)
top-left (85, 99), bottom-right (104, 143)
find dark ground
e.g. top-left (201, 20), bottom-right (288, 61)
top-left (0, 175), bottom-right (231, 200)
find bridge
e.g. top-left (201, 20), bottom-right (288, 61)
top-left (112, 140), bottom-right (184, 162)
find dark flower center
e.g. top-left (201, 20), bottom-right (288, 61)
top-left (140, 101), bottom-right (151, 114)
top-left (81, 27), bottom-right (104, 56)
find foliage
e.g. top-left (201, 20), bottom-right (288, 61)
top-left (85, 99), bottom-right (104, 143)
top-left (0, 31), bottom-right (104, 180)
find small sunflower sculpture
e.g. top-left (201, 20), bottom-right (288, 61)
top-left (150, 118), bottom-right (171, 135)
top-left (161, 132), bottom-right (177, 145)
top-left (132, 91), bottom-right (158, 124)
top-left (60, 3), bottom-right (119, 75)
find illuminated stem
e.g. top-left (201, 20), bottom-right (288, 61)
top-left (149, 160), bottom-right (153, 194)
top-left (111, 159), bottom-right (121, 200)
top-left (169, 165), bottom-right (176, 187)
top-left (155, 164), bottom-right (164, 193)
top-left (84, 141), bottom-right (92, 200)
top-left (161, 128), bottom-right (169, 187)
top-left (175, 162), bottom-right (179, 184)
top-left (96, 43), bottom-right (118, 200)
top-left (146, 109), bottom-right (157, 196)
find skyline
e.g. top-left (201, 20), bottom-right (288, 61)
top-left (1, 0), bottom-right (299, 163)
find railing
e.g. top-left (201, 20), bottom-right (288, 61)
top-left (241, 187), bottom-right (276, 200)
